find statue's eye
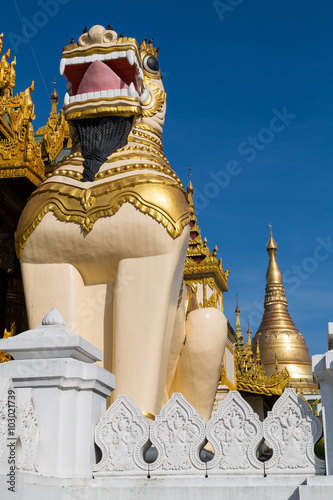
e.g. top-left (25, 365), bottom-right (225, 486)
top-left (143, 56), bottom-right (159, 74)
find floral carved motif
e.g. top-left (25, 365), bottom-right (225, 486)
top-left (206, 391), bottom-right (263, 473)
top-left (149, 393), bottom-right (206, 472)
top-left (264, 388), bottom-right (325, 474)
top-left (93, 395), bottom-right (149, 475)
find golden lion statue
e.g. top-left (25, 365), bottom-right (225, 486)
top-left (16, 25), bottom-right (227, 420)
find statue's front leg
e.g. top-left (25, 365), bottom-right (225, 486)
top-left (111, 228), bottom-right (189, 418)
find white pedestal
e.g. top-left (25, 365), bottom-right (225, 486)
top-left (0, 308), bottom-right (115, 478)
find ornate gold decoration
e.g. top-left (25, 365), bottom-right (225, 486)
top-left (0, 58), bottom-right (44, 185)
top-left (134, 122), bottom-right (162, 140)
top-left (81, 188), bottom-right (95, 210)
top-left (0, 321), bottom-right (15, 363)
top-left (47, 161), bottom-right (180, 185)
top-left (141, 84), bottom-right (166, 118)
top-left (15, 175), bottom-right (190, 258)
top-left (36, 80), bottom-right (72, 165)
top-left (252, 227), bottom-right (317, 394)
top-left (0, 35), bottom-right (72, 187)
top-left (233, 303), bottom-right (291, 396)
top-left (64, 103), bottom-right (141, 122)
top-left (139, 39), bottom-right (159, 60)
top-left (184, 170), bottom-right (229, 312)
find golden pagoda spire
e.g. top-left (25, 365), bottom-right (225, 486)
top-left (235, 295), bottom-right (242, 339)
top-left (253, 226), bottom-right (314, 385)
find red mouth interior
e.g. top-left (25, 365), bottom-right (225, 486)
top-left (65, 57), bottom-right (139, 96)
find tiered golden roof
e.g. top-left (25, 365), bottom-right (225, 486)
top-left (253, 227), bottom-right (319, 394)
top-left (233, 301), bottom-right (290, 396)
top-left (0, 34), bottom-right (44, 186)
top-left (0, 34), bottom-right (71, 187)
top-left (184, 168), bottom-right (229, 311)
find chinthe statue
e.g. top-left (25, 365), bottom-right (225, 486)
top-left (15, 25), bottom-right (227, 420)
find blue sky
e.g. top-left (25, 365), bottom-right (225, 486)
top-left (2, 0), bottom-right (333, 357)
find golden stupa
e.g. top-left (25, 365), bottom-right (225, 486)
top-left (253, 226), bottom-right (314, 385)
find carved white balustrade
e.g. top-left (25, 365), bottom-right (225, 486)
top-left (264, 388), bottom-right (325, 475)
top-left (149, 393), bottom-right (206, 473)
top-left (206, 390), bottom-right (263, 474)
top-left (93, 389), bottom-right (327, 477)
top-left (94, 395), bottom-right (149, 475)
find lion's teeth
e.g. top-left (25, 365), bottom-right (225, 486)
top-left (64, 92), bottom-right (70, 106)
top-left (128, 82), bottom-right (136, 97)
top-left (127, 49), bottom-right (135, 66)
top-left (140, 84), bottom-right (150, 103)
top-left (59, 58), bottom-right (66, 76)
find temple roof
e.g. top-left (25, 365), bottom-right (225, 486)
top-left (233, 301), bottom-right (290, 396)
top-left (0, 33), bottom-right (71, 190)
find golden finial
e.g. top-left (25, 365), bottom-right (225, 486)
top-left (267, 223), bottom-right (277, 250)
top-left (247, 319), bottom-right (252, 353)
top-left (51, 78), bottom-right (58, 102)
top-left (265, 224), bottom-right (282, 284)
top-left (187, 165), bottom-right (194, 194)
top-left (50, 78), bottom-right (59, 115)
top-left (256, 338), bottom-right (261, 363)
top-left (235, 295), bottom-right (242, 339)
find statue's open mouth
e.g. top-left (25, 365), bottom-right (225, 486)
top-left (60, 49), bottom-right (149, 108)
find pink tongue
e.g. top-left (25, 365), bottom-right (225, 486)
top-left (77, 60), bottom-right (128, 95)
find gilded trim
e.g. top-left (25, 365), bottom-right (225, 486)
top-left (15, 175), bottom-right (190, 258)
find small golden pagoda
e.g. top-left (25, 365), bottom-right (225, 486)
top-left (253, 226), bottom-right (320, 396)
top-left (35, 79), bottom-right (71, 170)
top-left (184, 167), bottom-right (229, 311)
